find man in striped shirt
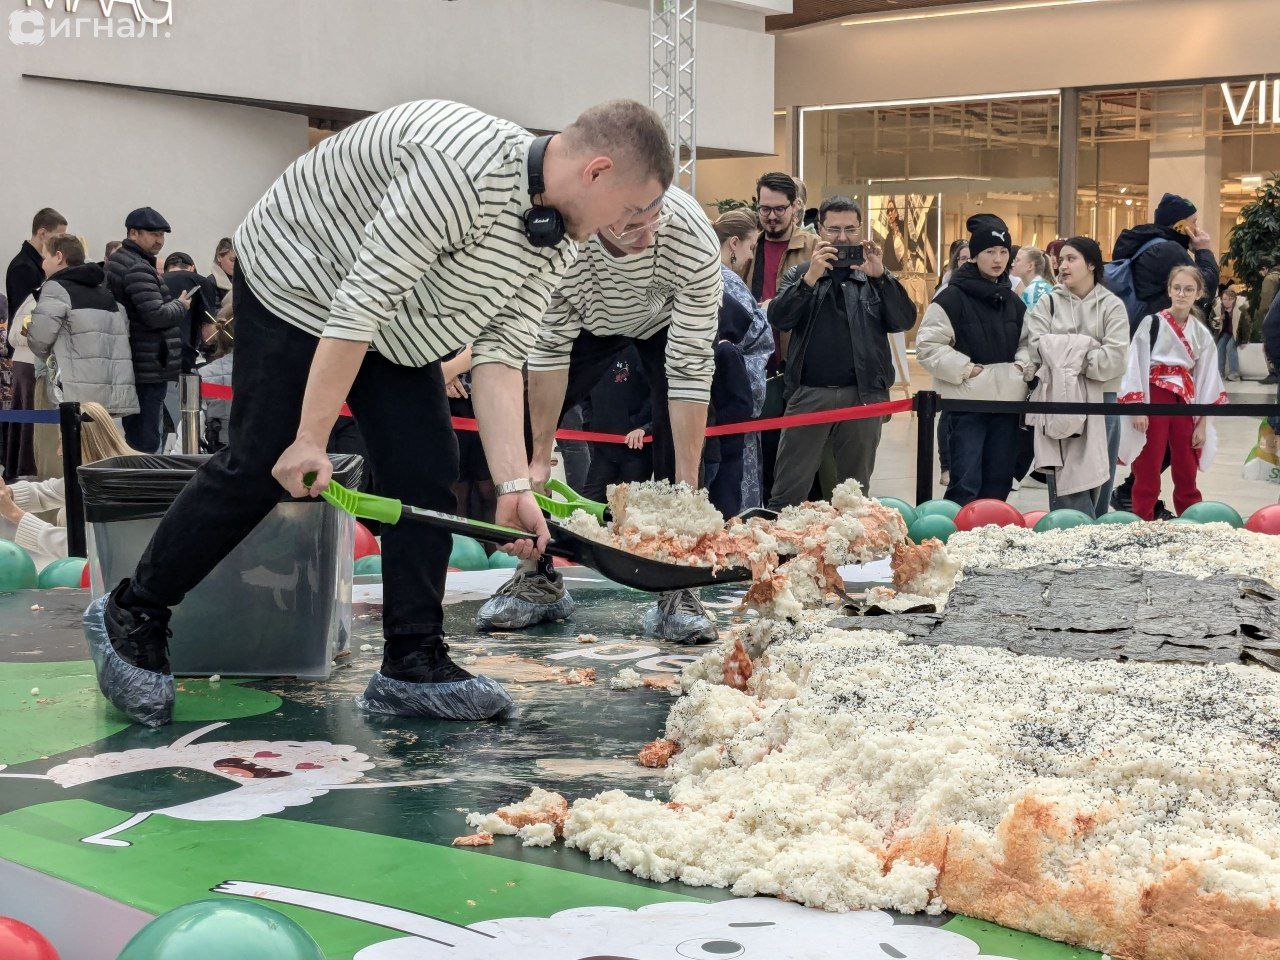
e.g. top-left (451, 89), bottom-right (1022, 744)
top-left (84, 98), bottom-right (675, 727)
top-left (476, 186), bottom-right (725, 644)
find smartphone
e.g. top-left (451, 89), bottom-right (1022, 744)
top-left (832, 243), bottom-right (865, 269)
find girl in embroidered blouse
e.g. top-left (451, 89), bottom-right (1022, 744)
top-left (1117, 265), bottom-right (1228, 520)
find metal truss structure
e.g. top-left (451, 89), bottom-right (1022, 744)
top-left (650, 0), bottom-right (697, 193)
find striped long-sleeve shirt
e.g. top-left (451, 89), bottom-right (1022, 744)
top-left (528, 186), bottom-right (722, 404)
top-left (234, 100), bottom-right (577, 370)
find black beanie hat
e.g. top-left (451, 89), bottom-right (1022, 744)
top-left (1154, 192), bottom-right (1196, 228)
top-left (967, 214), bottom-right (1011, 258)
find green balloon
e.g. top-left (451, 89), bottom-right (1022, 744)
top-left (1033, 509), bottom-right (1095, 533)
top-left (1180, 500), bottom-right (1244, 528)
top-left (448, 535), bottom-right (488, 571)
top-left (0, 540), bottom-right (37, 591)
top-left (353, 555), bottom-right (382, 576)
top-left (1097, 511), bottom-right (1143, 525)
top-left (36, 556), bottom-right (88, 588)
top-left (117, 900), bottom-right (325, 960)
top-left (908, 514), bottom-right (957, 544)
top-left (915, 498), bottom-right (961, 520)
top-left (877, 497), bottom-right (918, 527)
top-left (1167, 517), bottom-right (1197, 525)
top-left (487, 549), bottom-right (520, 569)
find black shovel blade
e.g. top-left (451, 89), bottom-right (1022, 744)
top-left (399, 506), bottom-right (750, 592)
top-left (549, 520), bottom-right (751, 592)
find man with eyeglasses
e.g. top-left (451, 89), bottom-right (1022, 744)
top-left (476, 186), bottom-right (724, 645)
top-left (766, 196), bottom-right (916, 508)
top-left (734, 173), bottom-right (819, 314)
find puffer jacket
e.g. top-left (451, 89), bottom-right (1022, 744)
top-left (917, 263), bottom-right (1032, 401)
top-left (28, 263), bottom-right (139, 416)
top-left (106, 240), bottom-right (184, 384)
top-left (1023, 283), bottom-right (1130, 394)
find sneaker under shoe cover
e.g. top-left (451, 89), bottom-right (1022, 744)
top-left (475, 566), bottom-right (574, 631)
top-left (357, 672), bottom-right (518, 721)
top-left (83, 594), bottom-right (175, 728)
top-left (642, 589), bottom-right (718, 645)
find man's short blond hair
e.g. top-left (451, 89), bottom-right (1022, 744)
top-left (562, 100), bottom-right (674, 190)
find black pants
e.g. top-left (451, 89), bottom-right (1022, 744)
top-left (124, 381), bottom-right (169, 454)
top-left (562, 328), bottom-right (677, 482)
top-left (557, 403), bottom-right (592, 492)
top-left (705, 438), bottom-right (744, 517)
top-left (945, 412), bottom-right (1020, 506)
top-left (582, 445), bottom-right (653, 503)
top-left (4, 361), bottom-right (37, 478)
top-left (131, 270), bottom-right (457, 656)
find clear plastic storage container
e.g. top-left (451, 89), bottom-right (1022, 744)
top-left (80, 454), bottom-right (363, 679)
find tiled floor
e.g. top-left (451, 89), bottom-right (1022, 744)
top-left (870, 359), bottom-right (1279, 516)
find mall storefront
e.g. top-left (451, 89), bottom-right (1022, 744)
top-left (795, 78), bottom-right (1280, 323)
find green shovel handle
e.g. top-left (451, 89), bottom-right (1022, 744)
top-left (534, 477), bottom-right (608, 522)
top-left (301, 472), bottom-right (403, 525)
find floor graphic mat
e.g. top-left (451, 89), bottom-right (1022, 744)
top-left (0, 581), bottom-right (1099, 959)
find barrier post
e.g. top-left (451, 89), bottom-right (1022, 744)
top-left (180, 373), bottom-right (201, 455)
top-left (58, 402), bottom-right (86, 558)
top-left (914, 390), bottom-right (938, 506)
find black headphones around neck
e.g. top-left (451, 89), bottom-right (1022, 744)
top-left (523, 135), bottom-right (566, 248)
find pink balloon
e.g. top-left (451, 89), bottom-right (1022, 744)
top-left (354, 522), bottom-right (380, 559)
top-left (1246, 504), bottom-right (1280, 535)
top-left (955, 498), bottom-right (1025, 532)
top-left (0, 917), bottom-right (60, 960)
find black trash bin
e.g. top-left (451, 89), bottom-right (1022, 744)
top-left (80, 454), bottom-right (364, 679)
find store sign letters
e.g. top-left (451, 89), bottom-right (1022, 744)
top-left (1223, 81), bottom-right (1280, 127)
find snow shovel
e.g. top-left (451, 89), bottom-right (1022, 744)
top-left (310, 477), bottom-right (751, 593)
top-left (533, 479), bottom-right (778, 525)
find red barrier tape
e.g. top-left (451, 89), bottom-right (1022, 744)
top-left (198, 382), bottom-right (913, 444)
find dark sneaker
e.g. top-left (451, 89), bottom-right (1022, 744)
top-left (643, 589), bottom-right (718, 645)
top-left (381, 644), bottom-right (473, 685)
top-left (104, 582), bottom-right (172, 673)
top-left (1261, 374), bottom-right (1280, 385)
top-left (1155, 500), bottom-right (1175, 521)
top-left (475, 565), bottom-right (574, 631)
top-left (83, 586), bottom-right (175, 728)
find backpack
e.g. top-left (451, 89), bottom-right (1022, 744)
top-left (1103, 237), bottom-right (1166, 325)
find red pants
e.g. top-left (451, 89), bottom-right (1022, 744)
top-left (1131, 383), bottom-right (1202, 520)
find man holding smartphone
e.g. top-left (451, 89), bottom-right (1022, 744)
top-left (765, 196), bottom-right (916, 508)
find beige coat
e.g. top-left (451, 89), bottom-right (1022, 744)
top-left (916, 301), bottom-right (1033, 401)
top-left (1027, 333), bottom-right (1111, 496)
top-left (1023, 284), bottom-right (1130, 394)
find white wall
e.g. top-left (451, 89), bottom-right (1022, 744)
top-left (0, 73), bottom-right (306, 277)
top-left (774, 0), bottom-right (1280, 108)
top-left (2, 0), bottom-right (776, 271)
top-left (6, 0), bottom-right (774, 151)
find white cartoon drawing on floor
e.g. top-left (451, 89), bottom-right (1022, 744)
top-left (210, 884), bottom-right (1017, 960)
top-left (0, 722), bottom-right (450, 846)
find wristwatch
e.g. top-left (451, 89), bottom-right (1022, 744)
top-left (495, 477), bottom-right (533, 497)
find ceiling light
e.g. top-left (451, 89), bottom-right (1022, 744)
top-left (801, 90), bottom-right (1058, 113)
top-left (842, 0), bottom-right (1121, 26)
top-left (1119, 186), bottom-right (1128, 194)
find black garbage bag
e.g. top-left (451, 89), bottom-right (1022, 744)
top-left (79, 454), bottom-right (364, 523)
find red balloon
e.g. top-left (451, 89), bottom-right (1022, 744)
top-left (1246, 504), bottom-right (1280, 535)
top-left (354, 522), bottom-right (380, 560)
top-left (1023, 510), bottom-right (1048, 528)
top-left (0, 917), bottom-right (60, 960)
top-left (79, 563), bottom-right (91, 589)
top-left (954, 498), bottom-right (1025, 532)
